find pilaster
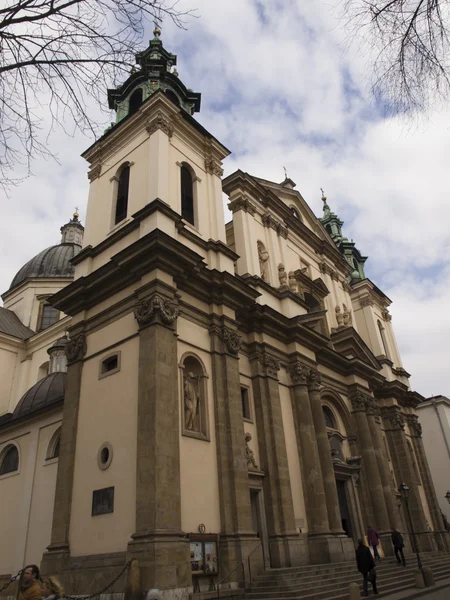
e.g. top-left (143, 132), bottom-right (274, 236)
top-left (127, 292), bottom-right (191, 592)
top-left (250, 349), bottom-right (305, 567)
top-left (42, 332), bottom-right (86, 575)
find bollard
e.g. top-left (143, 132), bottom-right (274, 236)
top-left (348, 582), bottom-right (361, 600)
top-left (124, 559), bottom-right (141, 600)
top-left (414, 570), bottom-right (425, 589)
top-left (422, 567), bottom-right (435, 587)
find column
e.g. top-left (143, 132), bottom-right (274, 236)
top-left (289, 361), bottom-right (329, 536)
top-left (307, 370), bottom-right (343, 534)
top-left (407, 414), bottom-right (449, 550)
top-left (382, 407), bottom-right (432, 552)
top-left (209, 321), bottom-right (257, 578)
top-left (250, 349), bottom-right (304, 567)
top-left (128, 293), bottom-right (190, 591)
top-left (42, 332), bottom-right (86, 575)
top-left (350, 391), bottom-right (390, 532)
top-left (366, 400), bottom-right (399, 530)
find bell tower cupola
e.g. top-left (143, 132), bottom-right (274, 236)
top-left (320, 191), bottom-right (367, 283)
top-left (108, 28), bottom-right (201, 123)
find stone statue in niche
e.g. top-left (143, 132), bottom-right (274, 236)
top-left (184, 372), bottom-right (200, 431)
top-left (245, 432), bottom-right (258, 469)
top-left (278, 263), bottom-right (288, 288)
top-left (342, 304), bottom-right (352, 326)
top-left (335, 305), bottom-right (344, 327)
top-left (288, 271), bottom-right (298, 294)
top-left (257, 242), bottom-right (270, 281)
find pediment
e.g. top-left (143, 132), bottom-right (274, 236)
top-left (331, 327), bottom-right (381, 370)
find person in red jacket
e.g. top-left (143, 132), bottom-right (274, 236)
top-left (367, 525), bottom-right (381, 562)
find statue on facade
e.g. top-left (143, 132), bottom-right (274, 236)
top-left (184, 372), bottom-right (200, 431)
top-left (342, 304), bottom-right (352, 326)
top-left (335, 305), bottom-right (344, 327)
top-left (288, 271), bottom-right (298, 294)
top-left (257, 242), bottom-right (270, 281)
top-left (278, 263), bottom-right (288, 288)
top-left (245, 432), bottom-right (258, 469)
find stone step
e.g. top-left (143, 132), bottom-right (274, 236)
top-left (246, 564), bottom-right (450, 598)
top-left (250, 560), bottom-right (448, 590)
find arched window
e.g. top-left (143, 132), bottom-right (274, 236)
top-left (115, 165), bottom-right (130, 225)
top-left (38, 304), bottom-right (59, 331)
top-left (128, 88), bottom-right (143, 115)
top-left (290, 206), bottom-right (302, 220)
top-left (323, 405), bottom-right (337, 429)
top-left (0, 445), bottom-right (19, 475)
top-left (377, 319), bottom-right (391, 359)
top-left (180, 165), bottom-right (194, 225)
top-left (46, 427), bottom-right (61, 460)
top-left (180, 354), bottom-right (209, 440)
top-left (325, 224), bottom-right (333, 235)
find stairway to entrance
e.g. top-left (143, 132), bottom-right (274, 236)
top-left (247, 552), bottom-right (450, 599)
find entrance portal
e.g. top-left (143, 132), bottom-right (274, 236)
top-left (337, 479), bottom-right (353, 538)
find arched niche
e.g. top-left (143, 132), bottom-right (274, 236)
top-left (128, 88), bottom-right (143, 115)
top-left (46, 426), bottom-right (61, 461)
top-left (321, 389), bottom-right (357, 460)
top-left (179, 353), bottom-right (209, 441)
top-left (38, 361), bottom-right (49, 381)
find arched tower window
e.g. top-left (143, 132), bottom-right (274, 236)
top-left (0, 444), bottom-right (19, 475)
top-left (290, 206), bottom-right (302, 221)
top-left (165, 89), bottom-right (180, 107)
top-left (115, 165), bottom-right (130, 225)
top-left (323, 405), bottom-right (337, 429)
top-left (180, 354), bottom-right (209, 440)
top-left (377, 319), bottom-right (391, 359)
top-left (180, 165), bottom-right (195, 225)
top-left (128, 88), bottom-right (143, 115)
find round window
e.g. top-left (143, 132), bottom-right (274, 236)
top-left (97, 442), bottom-right (113, 470)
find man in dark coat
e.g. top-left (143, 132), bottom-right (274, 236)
top-left (356, 539), bottom-right (378, 596)
top-left (391, 528), bottom-right (406, 566)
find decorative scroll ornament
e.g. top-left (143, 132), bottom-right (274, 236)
top-left (145, 111), bottom-right (174, 138)
top-left (308, 369), bottom-right (322, 391)
top-left (388, 412), bottom-right (405, 431)
top-left (289, 361), bottom-right (310, 385)
top-left (221, 326), bottom-right (242, 355)
top-left (227, 196), bottom-right (256, 215)
top-left (406, 414), bottom-right (423, 437)
top-left (87, 164), bottom-right (101, 182)
top-left (134, 294), bottom-right (179, 326)
top-left (66, 334), bottom-right (87, 363)
top-left (245, 432), bottom-right (258, 469)
top-left (205, 156), bottom-right (224, 177)
top-left (258, 352), bottom-right (281, 378)
top-left (350, 392), bottom-right (368, 413)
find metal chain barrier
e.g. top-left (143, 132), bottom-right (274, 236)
top-left (0, 570), bottom-right (23, 594)
top-left (62, 559), bottom-right (134, 599)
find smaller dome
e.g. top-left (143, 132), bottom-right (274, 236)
top-left (13, 372), bottom-right (66, 420)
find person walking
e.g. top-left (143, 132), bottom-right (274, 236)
top-left (41, 577), bottom-right (63, 600)
top-left (356, 539), bottom-right (378, 597)
top-left (367, 525), bottom-right (381, 562)
top-left (391, 528), bottom-right (406, 566)
top-left (18, 565), bottom-right (41, 600)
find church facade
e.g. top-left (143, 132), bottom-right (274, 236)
top-left (0, 30), bottom-right (448, 599)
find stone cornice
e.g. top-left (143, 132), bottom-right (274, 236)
top-left (51, 228), bottom-right (259, 316)
top-left (261, 213), bottom-right (289, 238)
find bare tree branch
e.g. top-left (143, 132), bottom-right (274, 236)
top-left (341, 0), bottom-right (450, 113)
top-left (0, 0), bottom-right (196, 190)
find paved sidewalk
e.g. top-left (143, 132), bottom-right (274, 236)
top-left (381, 576), bottom-right (450, 599)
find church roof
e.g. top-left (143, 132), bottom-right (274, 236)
top-left (12, 372), bottom-right (66, 420)
top-left (0, 307), bottom-right (34, 339)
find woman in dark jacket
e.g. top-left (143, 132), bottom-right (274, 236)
top-left (356, 539), bottom-right (378, 596)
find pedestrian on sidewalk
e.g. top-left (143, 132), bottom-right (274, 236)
top-left (391, 528), bottom-right (406, 566)
top-left (18, 565), bottom-right (41, 600)
top-left (356, 539), bottom-right (378, 597)
top-left (367, 525), bottom-right (381, 562)
top-left (41, 576), bottom-right (63, 600)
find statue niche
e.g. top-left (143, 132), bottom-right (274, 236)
top-left (181, 354), bottom-right (209, 440)
top-left (257, 241), bottom-right (270, 282)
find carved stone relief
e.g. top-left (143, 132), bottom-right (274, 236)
top-left (66, 333), bottom-right (87, 363)
top-left (245, 432), bottom-right (258, 469)
top-left (134, 294), bottom-right (179, 327)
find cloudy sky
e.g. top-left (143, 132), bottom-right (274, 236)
top-left (1, 0), bottom-right (449, 397)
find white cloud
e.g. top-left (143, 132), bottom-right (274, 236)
top-left (1, 0), bottom-right (448, 397)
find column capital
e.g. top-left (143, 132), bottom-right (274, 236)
top-left (66, 333), bottom-right (87, 363)
top-left (134, 294), bottom-right (179, 327)
top-left (308, 369), bottom-right (322, 392)
top-left (209, 324), bottom-right (242, 355)
top-left (289, 360), bottom-right (310, 385)
top-left (381, 407), bottom-right (405, 431)
top-left (145, 110), bottom-right (174, 138)
top-left (350, 391), bottom-right (370, 413)
top-left (405, 414), bottom-right (423, 437)
top-left (257, 351), bottom-right (281, 378)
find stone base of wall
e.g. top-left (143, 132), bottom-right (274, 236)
top-left (307, 534), bottom-right (355, 564)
